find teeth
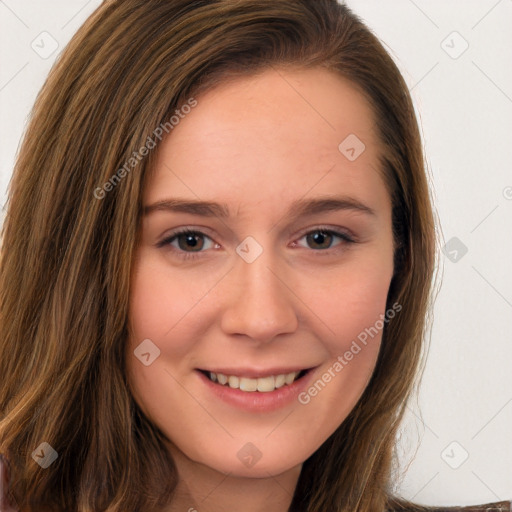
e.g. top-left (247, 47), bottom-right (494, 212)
top-left (228, 375), bottom-right (239, 389)
top-left (257, 376), bottom-right (275, 392)
top-left (274, 374), bottom-right (286, 388)
top-left (206, 371), bottom-right (302, 392)
top-left (239, 377), bottom-right (258, 392)
top-left (285, 372), bottom-right (296, 385)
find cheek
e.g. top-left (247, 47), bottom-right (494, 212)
top-left (294, 257), bottom-right (394, 418)
top-left (292, 269), bottom-right (394, 442)
top-left (126, 268), bottom-right (201, 433)
top-left (305, 258), bottom-right (393, 356)
top-left (127, 254), bottom-right (216, 359)
top-left (125, 256), bottom-right (199, 414)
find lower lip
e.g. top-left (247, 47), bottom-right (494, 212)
top-left (196, 369), bottom-right (316, 412)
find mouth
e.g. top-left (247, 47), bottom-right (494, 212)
top-left (195, 366), bottom-right (318, 412)
top-left (197, 368), bottom-right (310, 393)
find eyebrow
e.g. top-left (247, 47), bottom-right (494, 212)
top-left (144, 196), bottom-right (377, 219)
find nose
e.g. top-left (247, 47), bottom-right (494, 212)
top-left (219, 247), bottom-right (299, 343)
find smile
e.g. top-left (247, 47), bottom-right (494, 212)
top-left (195, 366), bottom-right (317, 412)
top-left (201, 370), bottom-right (308, 392)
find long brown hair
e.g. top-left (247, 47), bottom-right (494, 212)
top-left (0, 1), bottom-right (438, 510)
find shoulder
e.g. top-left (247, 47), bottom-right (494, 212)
top-left (387, 498), bottom-right (512, 512)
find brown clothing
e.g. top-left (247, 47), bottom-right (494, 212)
top-left (438, 503), bottom-right (511, 512)
top-left (402, 501), bottom-right (512, 512)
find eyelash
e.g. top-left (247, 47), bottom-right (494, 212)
top-left (156, 226), bottom-right (357, 261)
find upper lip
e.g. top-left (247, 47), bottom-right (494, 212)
top-left (197, 366), bottom-right (315, 378)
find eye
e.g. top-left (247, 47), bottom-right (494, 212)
top-left (156, 229), bottom-right (216, 260)
top-left (157, 226), bottom-right (356, 261)
top-left (294, 228), bottom-right (355, 252)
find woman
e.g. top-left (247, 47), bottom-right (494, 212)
top-left (0, 1), bottom-right (509, 511)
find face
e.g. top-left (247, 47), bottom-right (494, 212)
top-left (126, 66), bottom-right (395, 478)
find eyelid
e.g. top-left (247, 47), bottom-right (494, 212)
top-left (159, 224), bottom-right (356, 244)
top-left (292, 224), bottom-right (356, 243)
top-left (156, 225), bottom-right (357, 260)
top-left (156, 227), bottom-right (217, 251)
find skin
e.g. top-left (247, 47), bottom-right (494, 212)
top-left (126, 66), bottom-right (395, 512)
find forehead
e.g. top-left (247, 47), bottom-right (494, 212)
top-left (146, 66), bottom-right (388, 215)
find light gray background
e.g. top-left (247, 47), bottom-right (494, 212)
top-left (0, 0), bottom-right (511, 506)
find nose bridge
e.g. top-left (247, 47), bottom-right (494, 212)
top-left (238, 245), bottom-right (283, 299)
top-left (219, 235), bottom-right (298, 341)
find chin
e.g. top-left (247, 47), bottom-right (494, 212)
top-left (206, 454), bottom-right (301, 479)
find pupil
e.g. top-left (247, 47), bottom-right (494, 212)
top-left (308, 231), bottom-right (331, 249)
top-left (179, 233), bottom-right (203, 251)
